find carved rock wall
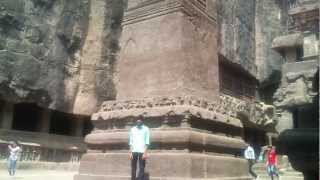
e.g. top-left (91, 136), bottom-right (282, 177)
top-left (255, 0), bottom-right (287, 84)
top-left (274, 60), bottom-right (318, 108)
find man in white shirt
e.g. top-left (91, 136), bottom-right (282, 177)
top-left (8, 141), bottom-right (21, 176)
top-left (244, 144), bottom-right (257, 179)
top-left (129, 118), bottom-right (150, 180)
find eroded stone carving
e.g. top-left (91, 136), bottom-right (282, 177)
top-left (250, 102), bottom-right (276, 126)
top-left (92, 94), bottom-right (276, 128)
top-left (97, 95), bottom-right (250, 118)
top-left (274, 69), bottom-right (318, 108)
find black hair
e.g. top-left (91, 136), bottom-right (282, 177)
top-left (137, 115), bottom-right (144, 120)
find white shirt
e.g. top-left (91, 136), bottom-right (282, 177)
top-left (9, 146), bottom-right (21, 161)
top-left (244, 146), bottom-right (255, 160)
top-left (129, 125), bottom-right (150, 153)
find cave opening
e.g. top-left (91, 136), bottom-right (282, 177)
top-left (12, 103), bottom-right (40, 132)
top-left (50, 111), bottom-right (73, 136)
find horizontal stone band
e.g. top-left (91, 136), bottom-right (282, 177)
top-left (85, 129), bottom-right (246, 150)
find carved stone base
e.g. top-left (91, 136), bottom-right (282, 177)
top-left (75, 96), bottom-right (253, 180)
top-left (75, 153), bottom-right (250, 180)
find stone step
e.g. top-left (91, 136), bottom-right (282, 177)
top-left (279, 176), bottom-right (304, 180)
top-left (257, 175), bottom-right (303, 180)
top-left (279, 171), bottom-right (303, 176)
top-left (254, 167), bottom-right (304, 180)
top-left (255, 169), bottom-right (303, 175)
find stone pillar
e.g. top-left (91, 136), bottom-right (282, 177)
top-left (37, 109), bottom-right (51, 133)
top-left (267, 133), bottom-right (272, 146)
top-left (75, 0), bottom-right (249, 179)
top-left (72, 117), bottom-right (84, 137)
top-left (0, 102), bottom-right (14, 130)
top-left (266, 132), bottom-right (278, 146)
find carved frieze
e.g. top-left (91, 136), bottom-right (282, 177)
top-left (96, 95), bottom-right (247, 117)
top-left (91, 94), bottom-right (276, 129)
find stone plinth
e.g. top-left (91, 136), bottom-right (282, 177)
top-left (75, 153), bottom-right (249, 180)
top-left (75, 97), bottom-right (251, 180)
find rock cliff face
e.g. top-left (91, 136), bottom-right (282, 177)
top-left (255, 0), bottom-right (287, 84)
top-left (0, 0), bottom-right (123, 115)
top-left (217, 0), bottom-right (256, 76)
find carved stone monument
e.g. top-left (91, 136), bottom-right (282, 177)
top-left (75, 0), bottom-right (251, 179)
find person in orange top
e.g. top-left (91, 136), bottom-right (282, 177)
top-left (266, 146), bottom-right (279, 180)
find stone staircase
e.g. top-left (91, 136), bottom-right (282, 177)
top-left (253, 162), bottom-right (304, 180)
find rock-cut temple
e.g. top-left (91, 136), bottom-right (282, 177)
top-left (0, 0), bottom-right (318, 179)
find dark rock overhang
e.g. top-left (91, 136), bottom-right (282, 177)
top-left (218, 54), bottom-right (258, 83)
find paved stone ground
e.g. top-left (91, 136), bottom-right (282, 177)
top-left (254, 163), bottom-right (303, 180)
top-left (0, 170), bottom-right (76, 180)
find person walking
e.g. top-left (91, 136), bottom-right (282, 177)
top-left (266, 146), bottom-right (279, 180)
top-left (129, 118), bottom-right (150, 180)
top-left (7, 141), bottom-right (21, 176)
top-left (258, 146), bottom-right (268, 163)
top-left (244, 144), bottom-right (257, 179)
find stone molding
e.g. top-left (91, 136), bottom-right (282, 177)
top-left (85, 129), bottom-right (246, 151)
top-left (288, 3), bottom-right (319, 15)
top-left (288, 4), bottom-right (319, 32)
top-left (123, 0), bottom-right (216, 25)
top-left (271, 33), bottom-right (304, 51)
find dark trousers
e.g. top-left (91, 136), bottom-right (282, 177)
top-left (131, 152), bottom-right (145, 180)
top-left (248, 159), bottom-right (257, 178)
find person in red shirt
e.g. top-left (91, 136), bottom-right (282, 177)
top-left (266, 146), bottom-right (279, 180)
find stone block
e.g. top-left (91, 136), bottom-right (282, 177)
top-left (190, 155), bottom-right (206, 178)
top-left (76, 153), bottom-right (250, 180)
top-left (117, 1), bottom-right (219, 101)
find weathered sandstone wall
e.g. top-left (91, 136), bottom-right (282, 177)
top-left (0, 0), bottom-right (125, 115)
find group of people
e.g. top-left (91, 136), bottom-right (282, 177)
top-left (6, 118), bottom-right (279, 180)
top-left (245, 144), bottom-right (279, 180)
